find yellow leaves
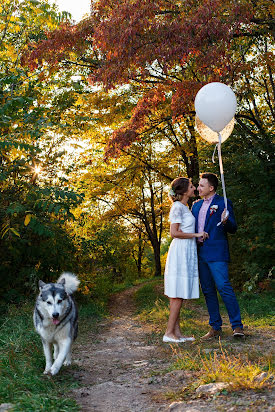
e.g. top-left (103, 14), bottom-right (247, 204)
top-left (9, 228), bottom-right (20, 237)
top-left (1, 223), bottom-right (20, 238)
top-left (24, 214), bottom-right (33, 226)
top-left (0, 0), bottom-right (63, 70)
top-left (75, 95), bottom-right (86, 106)
top-left (1, 224), bottom-right (10, 239)
top-left (82, 285), bottom-right (91, 295)
top-left (47, 20), bottom-right (58, 31)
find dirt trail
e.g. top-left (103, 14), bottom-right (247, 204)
top-left (70, 286), bottom-right (275, 412)
top-left (71, 286), bottom-right (181, 412)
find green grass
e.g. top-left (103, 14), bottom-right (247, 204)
top-left (187, 285), bottom-right (275, 327)
top-left (237, 290), bottom-right (275, 327)
top-left (134, 281), bottom-right (275, 329)
top-left (134, 282), bottom-right (200, 337)
top-left (113, 275), bottom-right (163, 294)
top-left (0, 298), bottom-right (105, 411)
top-left (134, 282), bottom-right (166, 313)
top-left (134, 280), bottom-right (275, 395)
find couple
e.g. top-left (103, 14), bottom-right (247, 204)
top-left (163, 173), bottom-right (244, 343)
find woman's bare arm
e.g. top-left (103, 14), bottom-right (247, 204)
top-left (170, 223), bottom-right (208, 240)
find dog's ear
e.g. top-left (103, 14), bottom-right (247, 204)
top-left (58, 278), bottom-right (66, 285)
top-left (39, 280), bottom-right (45, 289)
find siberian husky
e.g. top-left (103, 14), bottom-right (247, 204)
top-left (33, 272), bottom-right (79, 375)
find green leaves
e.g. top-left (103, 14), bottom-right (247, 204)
top-left (33, 187), bottom-right (84, 217)
top-left (0, 140), bottom-right (37, 153)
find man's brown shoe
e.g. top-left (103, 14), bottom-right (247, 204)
top-left (233, 327), bottom-right (245, 338)
top-left (200, 328), bottom-right (222, 341)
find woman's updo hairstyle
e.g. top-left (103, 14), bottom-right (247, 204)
top-left (169, 177), bottom-right (190, 202)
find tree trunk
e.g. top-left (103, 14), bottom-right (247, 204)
top-left (152, 238), bottom-right (161, 277)
top-left (137, 230), bottom-right (143, 276)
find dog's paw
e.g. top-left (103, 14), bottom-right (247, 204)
top-left (63, 359), bottom-right (71, 366)
top-left (43, 368), bottom-right (51, 375)
top-left (50, 365), bottom-right (60, 375)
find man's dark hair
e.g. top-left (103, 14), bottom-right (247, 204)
top-left (201, 173), bottom-right (219, 191)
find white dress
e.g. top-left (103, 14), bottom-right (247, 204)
top-left (164, 201), bottom-right (199, 299)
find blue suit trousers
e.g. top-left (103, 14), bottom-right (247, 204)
top-left (198, 258), bottom-right (243, 331)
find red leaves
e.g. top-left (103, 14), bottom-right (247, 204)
top-left (22, 19), bottom-right (94, 70)
top-left (131, 87), bottom-right (165, 128)
top-left (171, 81), bottom-right (204, 119)
top-left (90, 0), bottom-right (254, 89)
top-left (105, 128), bottom-right (139, 158)
top-left (23, 0), bottom-right (254, 85)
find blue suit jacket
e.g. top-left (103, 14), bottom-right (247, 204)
top-left (191, 194), bottom-right (237, 262)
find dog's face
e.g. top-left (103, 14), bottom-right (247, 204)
top-left (38, 280), bottom-right (68, 325)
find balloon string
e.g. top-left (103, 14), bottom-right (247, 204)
top-left (212, 144), bottom-right (218, 163)
top-left (217, 132), bottom-right (228, 226)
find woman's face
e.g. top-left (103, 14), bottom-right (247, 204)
top-left (186, 182), bottom-right (196, 198)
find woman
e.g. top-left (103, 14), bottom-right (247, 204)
top-left (163, 177), bottom-right (208, 343)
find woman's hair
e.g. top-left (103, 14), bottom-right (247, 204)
top-left (169, 177), bottom-right (190, 202)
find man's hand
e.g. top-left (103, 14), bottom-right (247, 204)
top-left (196, 231), bottom-right (209, 240)
top-left (221, 209), bottom-right (229, 224)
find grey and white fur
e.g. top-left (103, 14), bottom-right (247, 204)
top-left (33, 272), bottom-right (80, 375)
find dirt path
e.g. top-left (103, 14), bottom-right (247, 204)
top-left (71, 286), bottom-right (181, 411)
top-left (70, 286), bottom-right (275, 412)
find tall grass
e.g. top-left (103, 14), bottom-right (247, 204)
top-left (198, 347), bottom-right (272, 390)
top-left (173, 342), bottom-right (273, 390)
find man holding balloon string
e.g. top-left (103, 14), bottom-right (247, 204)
top-left (193, 83), bottom-right (245, 340)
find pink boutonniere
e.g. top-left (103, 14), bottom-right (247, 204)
top-left (210, 205), bottom-right (218, 216)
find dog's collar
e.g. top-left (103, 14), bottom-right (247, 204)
top-left (36, 307), bottom-right (44, 321)
top-left (56, 299), bottom-right (73, 328)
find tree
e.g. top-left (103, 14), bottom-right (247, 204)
top-left (0, 0), bottom-right (88, 299)
top-left (75, 138), bottom-right (172, 277)
top-left (21, 0), bottom-right (275, 289)
top-left (23, 1), bottom-right (274, 178)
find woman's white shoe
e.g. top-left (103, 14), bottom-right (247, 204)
top-left (179, 336), bottom-right (195, 342)
top-left (163, 335), bottom-right (180, 343)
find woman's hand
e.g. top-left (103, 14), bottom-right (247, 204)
top-left (196, 231), bottom-right (209, 240)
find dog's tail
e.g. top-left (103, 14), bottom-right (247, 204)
top-left (57, 272), bottom-right (80, 295)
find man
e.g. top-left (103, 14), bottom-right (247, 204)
top-left (192, 173), bottom-right (244, 339)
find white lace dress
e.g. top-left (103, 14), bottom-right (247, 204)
top-left (164, 201), bottom-right (199, 299)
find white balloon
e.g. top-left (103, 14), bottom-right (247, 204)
top-left (195, 82), bottom-right (237, 132)
top-left (195, 116), bottom-right (235, 143)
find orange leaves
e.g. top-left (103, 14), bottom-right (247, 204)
top-left (22, 19), bottom-right (94, 70)
top-left (105, 128), bottom-right (139, 158)
top-left (171, 81), bottom-right (204, 120)
top-left (131, 87), bottom-right (166, 128)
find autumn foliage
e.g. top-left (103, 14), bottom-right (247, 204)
top-left (22, 19), bottom-right (93, 69)
top-left (22, 0), bottom-right (274, 159)
top-left (1, 0), bottom-right (274, 291)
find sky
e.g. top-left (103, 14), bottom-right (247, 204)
top-left (50, 0), bottom-right (91, 22)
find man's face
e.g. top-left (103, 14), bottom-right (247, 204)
top-left (198, 178), bottom-right (214, 198)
